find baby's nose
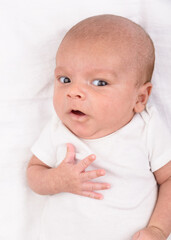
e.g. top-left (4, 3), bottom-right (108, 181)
top-left (67, 85), bottom-right (86, 100)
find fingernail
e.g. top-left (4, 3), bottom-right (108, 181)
top-left (107, 184), bottom-right (111, 189)
top-left (90, 154), bottom-right (96, 160)
top-left (101, 170), bottom-right (106, 175)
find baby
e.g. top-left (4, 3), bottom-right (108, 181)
top-left (27, 15), bottom-right (171, 240)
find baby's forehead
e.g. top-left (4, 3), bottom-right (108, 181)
top-left (60, 15), bottom-right (149, 62)
top-left (58, 29), bottom-right (139, 73)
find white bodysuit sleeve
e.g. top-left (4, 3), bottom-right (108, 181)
top-left (31, 116), bottom-right (58, 167)
top-left (146, 106), bottom-right (171, 172)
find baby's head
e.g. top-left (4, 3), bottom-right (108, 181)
top-left (53, 14), bottom-right (155, 139)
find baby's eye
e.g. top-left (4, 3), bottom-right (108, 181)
top-left (59, 76), bottom-right (71, 84)
top-left (92, 80), bottom-right (108, 86)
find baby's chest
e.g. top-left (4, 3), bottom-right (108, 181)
top-left (87, 137), bottom-right (149, 172)
top-left (87, 140), bottom-right (156, 209)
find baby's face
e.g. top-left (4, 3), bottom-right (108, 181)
top-left (53, 38), bottom-right (140, 139)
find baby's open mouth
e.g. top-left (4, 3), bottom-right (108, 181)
top-left (71, 110), bottom-right (85, 116)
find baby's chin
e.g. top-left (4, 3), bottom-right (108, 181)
top-left (61, 115), bottom-right (119, 139)
top-left (67, 126), bottom-right (94, 139)
top-left (65, 123), bottom-right (114, 140)
top-left (63, 122), bottom-right (97, 139)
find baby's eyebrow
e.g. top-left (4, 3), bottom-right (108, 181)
top-left (55, 66), bottom-right (119, 80)
top-left (55, 66), bottom-right (69, 76)
top-left (89, 69), bottom-right (118, 79)
top-left (55, 66), bottom-right (64, 73)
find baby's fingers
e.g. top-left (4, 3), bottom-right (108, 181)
top-left (64, 143), bottom-right (75, 163)
top-left (82, 182), bottom-right (110, 192)
top-left (82, 169), bottom-right (106, 181)
top-left (77, 154), bottom-right (96, 172)
top-left (81, 191), bottom-right (104, 200)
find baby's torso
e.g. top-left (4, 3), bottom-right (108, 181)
top-left (40, 113), bottom-right (157, 240)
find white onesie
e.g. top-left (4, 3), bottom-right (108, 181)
top-left (31, 105), bottom-right (171, 240)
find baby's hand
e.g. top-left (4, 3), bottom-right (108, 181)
top-left (132, 226), bottom-right (166, 240)
top-left (54, 143), bottom-right (110, 200)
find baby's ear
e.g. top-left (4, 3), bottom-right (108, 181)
top-left (134, 82), bottom-right (152, 113)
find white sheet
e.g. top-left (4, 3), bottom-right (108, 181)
top-left (0, 0), bottom-right (171, 239)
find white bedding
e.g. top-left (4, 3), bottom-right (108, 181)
top-left (0, 0), bottom-right (171, 239)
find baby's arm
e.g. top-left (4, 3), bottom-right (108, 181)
top-left (132, 160), bottom-right (171, 240)
top-left (27, 143), bottom-right (110, 200)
